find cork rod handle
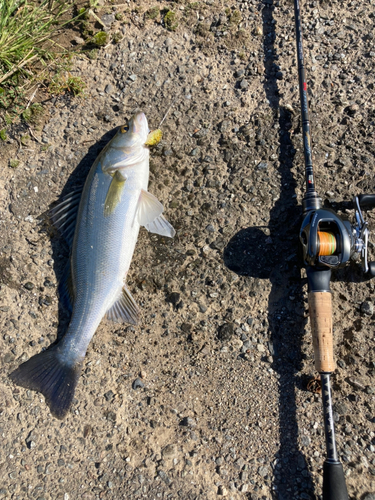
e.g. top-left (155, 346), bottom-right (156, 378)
top-left (308, 292), bottom-right (335, 373)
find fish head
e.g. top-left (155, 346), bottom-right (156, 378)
top-left (100, 112), bottom-right (156, 174)
top-left (116, 111), bottom-right (150, 147)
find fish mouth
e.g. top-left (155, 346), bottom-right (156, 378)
top-left (131, 112), bottom-right (149, 137)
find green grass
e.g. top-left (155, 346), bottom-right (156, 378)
top-left (163, 10), bottom-right (178, 32)
top-left (49, 71), bottom-right (86, 96)
top-left (0, 0), bottom-right (73, 83)
top-left (145, 6), bottom-right (159, 20)
top-left (9, 159), bottom-right (19, 168)
top-left (0, 0), bottom-right (88, 126)
top-left (92, 31), bottom-right (108, 46)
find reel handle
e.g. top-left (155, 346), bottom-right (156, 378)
top-left (308, 292), bottom-right (335, 372)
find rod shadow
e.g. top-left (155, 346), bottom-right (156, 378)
top-left (224, 2), bottom-right (315, 498)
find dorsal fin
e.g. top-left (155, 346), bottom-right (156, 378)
top-left (50, 188), bottom-right (82, 246)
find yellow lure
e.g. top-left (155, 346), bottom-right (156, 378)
top-left (145, 129), bottom-right (162, 146)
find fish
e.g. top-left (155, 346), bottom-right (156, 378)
top-left (9, 112), bottom-right (175, 419)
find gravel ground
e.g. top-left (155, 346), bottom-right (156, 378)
top-left (1, 1), bottom-right (375, 499)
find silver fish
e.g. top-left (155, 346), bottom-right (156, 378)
top-left (10, 112), bottom-right (175, 419)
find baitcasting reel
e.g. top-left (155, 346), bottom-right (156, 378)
top-left (300, 195), bottom-right (375, 277)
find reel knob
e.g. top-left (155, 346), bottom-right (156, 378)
top-left (368, 262), bottom-right (375, 278)
top-left (358, 194), bottom-right (375, 209)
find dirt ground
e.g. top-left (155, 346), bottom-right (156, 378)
top-left (1, 0), bottom-right (375, 499)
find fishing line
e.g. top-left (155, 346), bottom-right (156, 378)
top-left (158, 94), bottom-right (179, 129)
top-left (317, 231), bottom-right (337, 256)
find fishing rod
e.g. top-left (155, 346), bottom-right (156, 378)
top-left (293, 0), bottom-right (375, 499)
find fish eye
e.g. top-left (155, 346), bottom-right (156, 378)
top-left (120, 123), bottom-right (129, 134)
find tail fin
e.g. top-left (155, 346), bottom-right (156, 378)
top-left (9, 346), bottom-right (83, 419)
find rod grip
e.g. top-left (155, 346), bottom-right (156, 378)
top-left (323, 461), bottom-right (349, 500)
top-left (308, 292), bottom-right (335, 372)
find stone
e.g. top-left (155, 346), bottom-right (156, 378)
top-left (132, 378), bottom-right (144, 390)
top-left (257, 161), bottom-right (268, 170)
top-left (258, 465), bottom-right (269, 477)
top-left (72, 36), bottom-right (85, 45)
top-left (167, 292), bottom-right (181, 305)
top-left (180, 416), bottom-right (196, 427)
top-left (240, 79), bottom-right (249, 90)
top-left (101, 13), bottom-right (115, 26)
top-left (162, 444), bottom-right (176, 458)
top-left (218, 323), bottom-right (234, 342)
top-left (361, 301), bottom-right (373, 316)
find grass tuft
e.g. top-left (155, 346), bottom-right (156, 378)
top-left (163, 10), bottom-right (178, 32)
top-left (145, 6), bottom-right (159, 21)
top-left (0, 0), bottom-right (87, 126)
top-left (92, 31), bottom-right (108, 46)
top-left (49, 72), bottom-right (86, 97)
top-left (0, 0), bottom-right (74, 83)
top-left (9, 159), bottom-right (19, 168)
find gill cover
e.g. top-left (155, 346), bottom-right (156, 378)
top-left (101, 112), bottom-right (150, 173)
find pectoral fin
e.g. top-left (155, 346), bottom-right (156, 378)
top-left (104, 170), bottom-right (127, 217)
top-left (136, 189), bottom-right (164, 226)
top-left (106, 286), bottom-right (139, 325)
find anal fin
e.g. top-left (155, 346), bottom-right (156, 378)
top-left (145, 214), bottom-right (175, 238)
top-left (106, 286), bottom-right (139, 325)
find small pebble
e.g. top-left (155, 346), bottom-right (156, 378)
top-left (132, 378), bottom-right (144, 390)
top-left (72, 36), bottom-right (85, 45)
top-left (198, 303), bottom-right (207, 313)
top-left (257, 161), bottom-right (268, 170)
top-left (104, 390), bottom-right (115, 401)
top-left (348, 378), bottom-right (366, 391)
top-left (218, 323), bottom-right (234, 342)
top-left (258, 465), bottom-right (269, 477)
top-left (180, 416), bottom-right (196, 427)
top-left (167, 292), bottom-right (181, 305)
top-left (240, 79), bottom-right (249, 90)
top-left (361, 301), bottom-right (373, 316)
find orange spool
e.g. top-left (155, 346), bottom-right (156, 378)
top-left (318, 231), bottom-right (336, 256)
